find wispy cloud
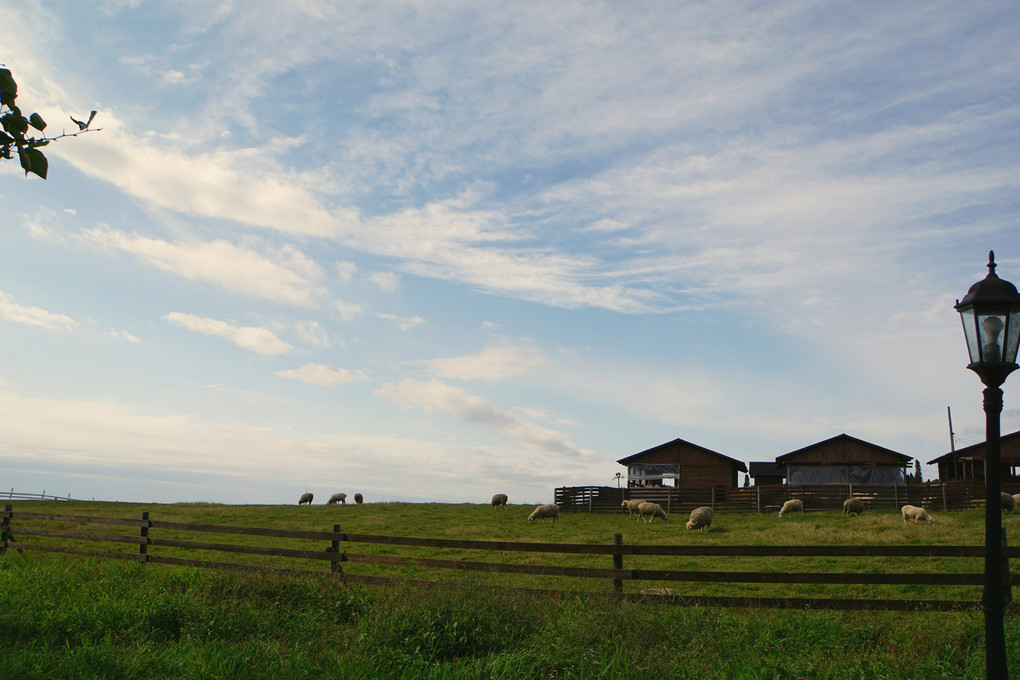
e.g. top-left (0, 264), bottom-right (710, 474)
top-left (276, 363), bottom-right (369, 387)
top-left (417, 342), bottom-right (547, 381)
top-left (164, 312), bottom-right (294, 356)
top-left (375, 378), bottom-right (593, 458)
top-left (81, 227), bottom-right (326, 306)
top-left (379, 313), bottom-right (425, 331)
top-left (0, 293), bottom-right (78, 331)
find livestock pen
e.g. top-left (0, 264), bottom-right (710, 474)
top-left (556, 479), bottom-right (1014, 513)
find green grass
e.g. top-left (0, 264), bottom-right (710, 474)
top-left (2, 501), bottom-right (1019, 678)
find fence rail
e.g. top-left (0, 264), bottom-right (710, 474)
top-left (2, 505), bottom-right (1017, 611)
top-left (4, 489), bottom-right (76, 502)
top-left (556, 479), bottom-right (1016, 514)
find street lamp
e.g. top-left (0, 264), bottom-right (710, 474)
top-left (955, 250), bottom-right (1020, 680)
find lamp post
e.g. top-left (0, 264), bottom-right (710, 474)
top-left (955, 250), bottom-right (1020, 680)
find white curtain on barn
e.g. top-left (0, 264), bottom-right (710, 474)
top-left (786, 465), bottom-right (905, 486)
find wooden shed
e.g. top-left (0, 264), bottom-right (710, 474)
top-left (617, 438), bottom-right (747, 490)
top-left (748, 461), bottom-right (786, 486)
top-left (927, 429), bottom-right (1020, 482)
top-left (775, 433), bottom-right (911, 486)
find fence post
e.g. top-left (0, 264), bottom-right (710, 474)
top-left (756, 486), bottom-right (761, 513)
top-left (1, 504), bottom-right (11, 552)
top-left (711, 487), bottom-right (715, 510)
top-left (942, 485), bottom-right (948, 512)
top-left (1002, 528), bottom-right (1012, 605)
top-left (330, 524), bottom-right (344, 575)
top-left (612, 533), bottom-right (623, 593)
top-left (139, 512), bottom-right (150, 561)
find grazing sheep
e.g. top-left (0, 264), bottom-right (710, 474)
top-left (621, 498), bottom-right (648, 518)
top-left (901, 504), bottom-right (936, 524)
top-left (778, 499), bottom-right (804, 518)
top-left (1001, 492), bottom-right (1015, 512)
top-left (354, 493), bottom-right (364, 505)
top-left (637, 502), bottom-right (668, 523)
top-left (842, 498), bottom-right (866, 517)
top-left (686, 506), bottom-right (713, 532)
top-left (528, 503), bottom-right (560, 524)
top-left (1013, 493), bottom-right (1020, 508)
top-left (327, 492), bottom-right (347, 506)
top-left (298, 492), bottom-right (313, 505)
top-left (491, 493), bottom-right (509, 509)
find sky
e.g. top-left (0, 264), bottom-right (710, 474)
top-left (1, 0), bottom-right (1019, 506)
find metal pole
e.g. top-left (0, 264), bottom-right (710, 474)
top-left (982, 384), bottom-right (1008, 679)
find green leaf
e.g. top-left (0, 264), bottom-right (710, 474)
top-left (28, 112), bottom-right (46, 132)
top-left (0, 69), bottom-right (16, 108)
top-left (19, 146), bottom-right (48, 179)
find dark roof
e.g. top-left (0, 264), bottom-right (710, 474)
top-left (927, 429), bottom-right (1020, 465)
top-left (775, 433), bottom-right (912, 465)
top-left (617, 437), bottom-right (747, 472)
top-left (749, 462), bottom-right (785, 477)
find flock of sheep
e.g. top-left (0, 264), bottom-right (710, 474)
top-left (297, 492), bottom-right (364, 506)
top-left (297, 490), bottom-right (1020, 528)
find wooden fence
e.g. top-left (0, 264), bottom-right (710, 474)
top-left (4, 489), bottom-right (76, 502)
top-left (3, 505), bottom-right (1018, 612)
top-left (556, 479), bottom-right (1014, 514)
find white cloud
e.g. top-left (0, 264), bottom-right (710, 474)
top-left (164, 312), bottom-right (294, 356)
top-left (379, 313), bottom-right (425, 331)
top-left (375, 378), bottom-right (593, 458)
top-left (0, 293), bottom-right (78, 331)
top-left (369, 271), bottom-right (400, 292)
top-left (80, 226), bottom-right (325, 306)
top-left (334, 299), bottom-right (364, 321)
top-left (276, 363), bottom-right (369, 387)
top-left (417, 342), bottom-right (547, 381)
top-left (59, 125), bottom-right (351, 239)
top-left (102, 329), bottom-right (141, 343)
top-left (294, 320), bottom-right (331, 348)
top-left (335, 261), bottom-right (357, 282)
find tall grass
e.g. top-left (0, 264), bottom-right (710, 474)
top-left (2, 500), bottom-right (1019, 678)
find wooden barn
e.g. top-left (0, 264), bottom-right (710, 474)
top-left (775, 433), bottom-right (911, 486)
top-left (617, 438), bottom-right (746, 490)
top-left (927, 429), bottom-right (1020, 482)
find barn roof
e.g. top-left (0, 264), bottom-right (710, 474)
top-left (617, 437), bottom-right (747, 472)
top-left (749, 462), bottom-right (785, 477)
top-left (927, 429), bottom-right (1020, 465)
top-left (775, 433), bottom-right (912, 465)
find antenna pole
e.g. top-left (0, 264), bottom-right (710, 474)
top-left (947, 406), bottom-right (956, 452)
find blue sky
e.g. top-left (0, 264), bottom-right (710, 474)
top-left (2, 0), bottom-right (1018, 505)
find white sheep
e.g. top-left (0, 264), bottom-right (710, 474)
top-left (686, 506), bottom-right (713, 532)
top-left (528, 503), bottom-right (560, 523)
top-left (1001, 492), bottom-right (1015, 513)
top-left (491, 493), bottom-right (509, 509)
top-left (901, 504), bottom-right (935, 524)
top-left (621, 498), bottom-right (648, 518)
top-left (327, 492), bottom-right (347, 506)
top-left (842, 498), bottom-right (866, 517)
top-left (1013, 493), bottom-right (1020, 508)
top-left (298, 492), bottom-right (314, 505)
top-left (637, 501), bottom-right (668, 523)
top-left (778, 499), bottom-right (803, 518)
top-left (354, 493), bottom-right (364, 505)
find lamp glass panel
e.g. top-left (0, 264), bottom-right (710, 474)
top-left (1005, 310), bottom-right (1020, 364)
top-left (978, 312), bottom-right (1006, 362)
top-left (960, 307), bottom-right (980, 364)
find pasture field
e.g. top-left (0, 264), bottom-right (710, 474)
top-left (2, 500), bottom-right (1019, 678)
